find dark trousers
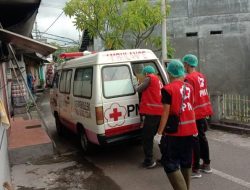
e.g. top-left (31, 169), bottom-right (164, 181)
top-left (192, 118), bottom-right (210, 170)
top-left (142, 115), bottom-right (161, 164)
top-left (162, 135), bottom-right (193, 173)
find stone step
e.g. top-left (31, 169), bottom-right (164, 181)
top-left (8, 117), bottom-right (53, 165)
top-left (210, 122), bottom-right (250, 134)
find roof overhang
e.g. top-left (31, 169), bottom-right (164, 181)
top-left (0, 28), bottom-right (57, 57)
top-left (0, 0), bottom-right (41, 35)
top-left (24, 53), bottom-right (49, 64)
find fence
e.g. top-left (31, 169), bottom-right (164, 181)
top-left (221, 94), bottom-right (250, 123)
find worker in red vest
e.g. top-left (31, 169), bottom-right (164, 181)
top-left (154, 60), bottom-right (197, 190)
top-left (182, 54), bottom-right (213, 178)
top-left (134, 65), bottom-right (163, 169)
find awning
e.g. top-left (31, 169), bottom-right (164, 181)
top-left (24, 53), bottom-right (49, 64)
top-left (0, 28), bottom-right (57, 57)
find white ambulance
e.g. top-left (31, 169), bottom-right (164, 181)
top-left (50, 49), bottom-right (168, 152)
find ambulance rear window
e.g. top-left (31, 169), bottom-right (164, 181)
top-left (102, 65), bottom-right (135, 98)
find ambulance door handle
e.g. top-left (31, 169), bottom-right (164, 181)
top-left (65, 96), bottom-right (70, 104)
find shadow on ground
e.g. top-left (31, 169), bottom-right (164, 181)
top-left (13, 151), bottom-right (121, 190)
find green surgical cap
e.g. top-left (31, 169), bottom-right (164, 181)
top-left (182, 54), bottom-right (198, 67)
top-left (142, 65), bottom-right (156, 75)
top-left (167, 60), bottom-right (185, 78)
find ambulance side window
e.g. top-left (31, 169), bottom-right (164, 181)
top-left (59, 70), bottom-right (72, 94)
top-left (73, 67), bottom-right (93, 98)
top-left (102, 65), bottom-right (135, 98)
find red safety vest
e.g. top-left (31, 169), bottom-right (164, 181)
top-left (185, 71), bottom-right (213, 120)
top-left (164, 80), bottom-right (197, 136)
top-left (139, 74), bottom-right (163, 116)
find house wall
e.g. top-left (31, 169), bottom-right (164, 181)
top-left (0, 127), bottom-right (11, 190)
top-left (167, 0), bottom-right (250, 95)
top-left (0, 63), bottom-right (11, 190)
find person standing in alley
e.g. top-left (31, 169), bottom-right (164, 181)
top-left (133, 65), bottom-right (163, 169)
top-left (182, 54), bottom-right (213, 178)
top-left (154, 60), bottom-right (197, 190)
top-left (27, 71), bottom-right (33, 93)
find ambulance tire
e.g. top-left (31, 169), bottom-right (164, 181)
top-left (79, 127), bottom-right (95, 154)
top-left (55, 116), bottom-right (64, 136)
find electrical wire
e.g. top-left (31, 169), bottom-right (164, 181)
top-left (38, 32), bottom-right (79, 44)
top-left (42, 11), bottom-right (64, 34)
top-left (32, 30), bottom-right (80, 45)
top-left (41, 36), bottom-right (79, 45)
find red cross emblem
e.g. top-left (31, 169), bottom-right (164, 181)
top-left (104, 103), bottom-right (127, 127)
top-left (109, 108), bottom-right (122, 121)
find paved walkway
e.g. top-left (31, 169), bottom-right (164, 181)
top-left (8, 93), bottom-right (53, 165)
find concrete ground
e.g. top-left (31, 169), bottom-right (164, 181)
top-left (10, 90), bottom-right (120, 190)
top-left (9, 89), bottom-right (250, 190)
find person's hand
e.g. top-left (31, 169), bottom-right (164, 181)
top-left (154, 133), bottom-right (162, 144)
top-left (132, 76), bottom-right (139, 86)
top-left (193, 133), bottom-right (198, 137)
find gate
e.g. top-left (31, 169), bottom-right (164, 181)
top-left (221, 94), bottom-right (250, 123)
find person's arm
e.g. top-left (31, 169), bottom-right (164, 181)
top-left (154, 88), bottom-right (172, 141)
top-left (154, 89), bottom-right (171, 144)
top-left (134, 76), bottom-right (150, 93)
top-left (157, 104), bottom-right (170, 135)
top-left (158, 88), bottom-right (171, 135)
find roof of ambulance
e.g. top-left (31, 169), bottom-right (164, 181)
top-left (59, 49), bottom-right (158, 69)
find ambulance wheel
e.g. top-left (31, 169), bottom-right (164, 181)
top-left (80, 128), bottom-right (95, 154)
top-left (80, 129), bottom-right (91, 153)
top-left (55, 116), bottom-right (63, 136)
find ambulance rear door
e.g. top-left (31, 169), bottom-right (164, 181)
top-left (101, 63), bottom-right (141, 139)
top-left (50, 70), bottom-right (61, 114)
top-left (57, 69), bottom-right (74, 129)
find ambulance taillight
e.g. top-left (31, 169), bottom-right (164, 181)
top-left (95, 106), bottom-right (104, 125)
